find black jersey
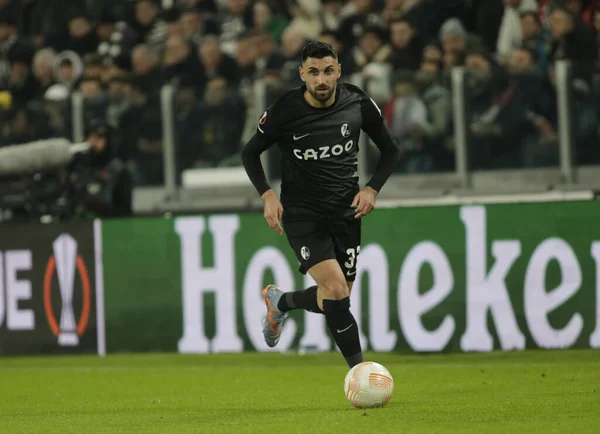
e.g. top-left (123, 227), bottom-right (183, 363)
top-left (242, 83), bottom-right (400, 220)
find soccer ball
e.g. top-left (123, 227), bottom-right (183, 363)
top-left (344, 361), bottom-right (394, 408)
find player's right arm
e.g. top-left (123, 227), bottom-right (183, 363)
top-left (241, 109), bottom-right (284, 235)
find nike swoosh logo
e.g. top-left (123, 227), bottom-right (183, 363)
top-left (347, 270), bottom-right (356, 276)
top-left (337, 324), bottom-right (353, 333)
top-left (293, 133), bottom-right (310, 140)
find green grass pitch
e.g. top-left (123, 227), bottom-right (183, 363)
top-left (0, 350), bottom-right (599, 433)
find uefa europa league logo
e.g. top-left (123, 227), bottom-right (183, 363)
top-left (44, 233), bottom-right (92, 346)
top-left (53, 234), bottom-right (80, 346)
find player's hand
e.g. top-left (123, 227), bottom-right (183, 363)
top-left (261, 189), bottom-right (284, 235)
top-left (351, 186), bottom-right (377, 219)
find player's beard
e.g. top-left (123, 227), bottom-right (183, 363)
top-left (310, 85), bottom-right (335, 103)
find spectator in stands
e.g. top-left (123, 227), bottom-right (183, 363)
top-left (96, 7), bottom-right (120, 45)
top-left (383, 69), bottom-right (430, 173)
top-left (279, 27), bottom-right (305, 83)
top-left (164, 7), bottom-right (183, 38)
top-left (253, 1), bottom-right (288, 45)
top-left (388, 17), bottom-right (423, 71)
top-left (234, 32), bottom-right (259, 84)
top-left (549, 4), bottom-right (597, 82)
top-left (96, 19), bottom-right (138, 71)
top-left (60, 14), bottom-right (98, 56)
top-left (520, 10), bottom-right (552, 72)
top-left (108, 77), bottom-right (150, 165)
top-left (318, 30), bottom-right (356, 78)
top-left (439, 18), bottom-right (485, 61)
top-left (198, 35), bottom-right (240, 88)
top-left (27, 0), bottom-right (82, 50)
top-left (132, 86), bottom-right (163, 186)
top-left (249, 30), bottom-right (287, 79)
top-left (464, 0), bottom-right (504, 53)
top-left (321, 0), bottom-right (347, 33)
top-left (507, 47), bottom-right (539, 76)
top-left (219, 0), bottom-right (254, 56)
top-left (133, 0), bottom-right (166, 57)
top-left (422, 42), bottom-right (443, 66)
top-left (53, 52), bottom-right (82, 90)
top-left (506, 47), bottom-right (558, 167)
top-left (102, 63), bottom-right (124, 87)
top-left (381, 0), bottom-right (424, 29)
top-left (0, 15), bottom-right (20, 83)
top-left (356, 26), bottom-right (393, 103)
top-left (4, 47), bottom-right (36, 105)
top-left (382, 0), bottom-right (403, 28)
top-left (465, 49), bottom-right (540, 169)
top-left (353, 26), bottom-right (392, 73)
top-left (547, 4), bottom-right (600, 163)
top-left (79, 121), bottom-right (133, 218)
top-left (162, 33), bottom-right (202, 88)
top-left (131, 44), bottom-right (162, 94)
top-left (337, 0), bottom-right (382, 51)
top-left (180, 6), bottom-right (220, 46)
top-left (0, 106), bottom-right (48, 146)
top-left (186, 77), bottom-right (247, 168)
top-left (106, 73), bottom-right (135, 131)
top-left (496, 0), bottom-right (538, 64)
top-left (285, 0), bottom-right (323, 40)
top-left (82, 53), bottom-right (105, 80)
top-left (32, 47), bottom-right (56, 98)
top-left (549, 0), bottom-right (598, 30)
top-left (79, 75), bottom-right (107, 125)
top-left (442, 49), bottom-right (462, 74)
top-left (415, 59), bottom-right (452, 169)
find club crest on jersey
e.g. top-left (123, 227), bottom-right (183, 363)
top-left (341, 123), bottom-right (351, 138)
top-left (301, 246), bottom-right (310, 260)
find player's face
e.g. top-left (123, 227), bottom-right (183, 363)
top-left (299, 56), bottom-right (341, 104)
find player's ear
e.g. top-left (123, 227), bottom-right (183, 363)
top-left (337, 62), bottom-right (341, 79)
top-left (299, 66), bottom-right (305, 82)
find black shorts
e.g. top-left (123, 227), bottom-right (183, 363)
top-left (283, 217), bottom-right (362, 281)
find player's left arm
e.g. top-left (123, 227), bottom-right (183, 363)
top-left (352, 96), bottom-right (401, 218)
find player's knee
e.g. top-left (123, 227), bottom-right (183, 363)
top-left (322, 296), bottom-right (350, 316)
top-left (320, 279), bottom-right (349, 301)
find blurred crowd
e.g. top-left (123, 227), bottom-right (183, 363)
top-left (0, 0), bottom-right (599, 186)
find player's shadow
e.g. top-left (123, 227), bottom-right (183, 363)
top-left (205, 405), bottom-right (391, 415)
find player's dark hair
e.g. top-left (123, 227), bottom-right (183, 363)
top-left (301, 41), bottom-right (338, 64)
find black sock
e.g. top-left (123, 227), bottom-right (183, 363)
top-left (277, 286), bottom-right (322, 314)
top-left (323, 297), bottom-right (363, 368)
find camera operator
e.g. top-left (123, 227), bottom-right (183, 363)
top-left (76, 121), bottom-right (133, 218)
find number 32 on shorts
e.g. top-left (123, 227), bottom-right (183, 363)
top-left (344, 246), bottom-right (360, 273)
